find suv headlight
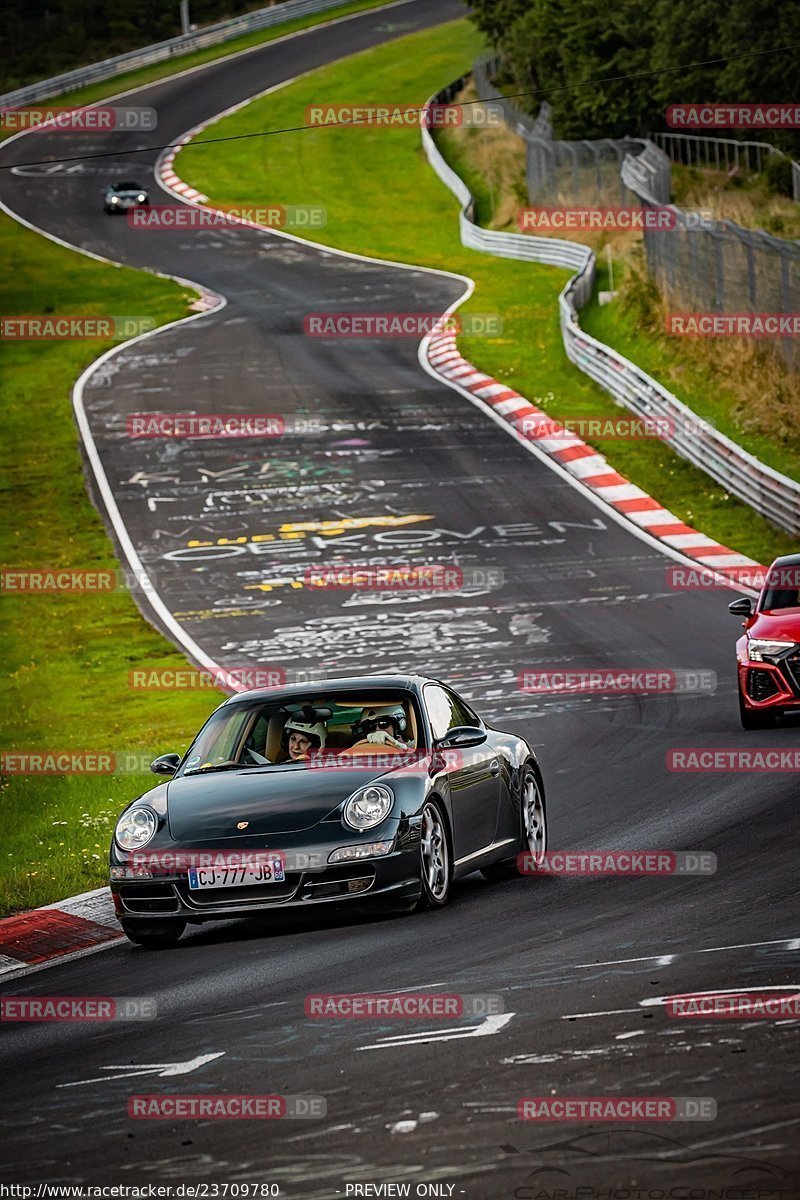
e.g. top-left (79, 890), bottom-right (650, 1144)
top-left (342, 784), bottom-right (393, 831)
top-left (115, 807), bottom-right (157, 851)
top-left (748, 639), bottom-right (796, 662)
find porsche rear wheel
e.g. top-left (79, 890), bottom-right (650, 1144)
top-left (522, 770), bottom-right (547, 864)
top-left (481, 765), bottom-right (546, 880)
top-left (417, 801), bottom-right (451, 909)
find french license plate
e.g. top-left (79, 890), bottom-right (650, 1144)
top-left (188, 857), bottom-right (285, 890)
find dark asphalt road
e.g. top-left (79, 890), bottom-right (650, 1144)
top-left (0, 1), bottom-right (798, 1194)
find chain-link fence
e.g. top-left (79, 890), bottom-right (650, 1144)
top-left (472, 58), bottom-right (551, 140)
top-left (475, 57), bottom-right (799, 371)
top-left (623, 144), bottom-right (800, 370)
top-left (473, 57), bottom-right (668, 207)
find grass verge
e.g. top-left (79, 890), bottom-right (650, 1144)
top-left (177, 18), bottom-right (797, 565)
top-left (0, 217), bottom-right (220, 914)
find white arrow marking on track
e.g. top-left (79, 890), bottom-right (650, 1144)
top-left (57, 1051), bottom-right (225, 1087)
top-left (357, 1012), bottom-right (514, 1050)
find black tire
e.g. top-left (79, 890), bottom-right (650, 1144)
top-left (416, 799), bottom-right (452, 910)
top-left (739, 690), bottom-right (776, 730)
top-left (481, 762), bottom-right (547, 881)
top-left (120, 919), bottom-right (186, 948)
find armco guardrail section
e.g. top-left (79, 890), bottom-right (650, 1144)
top-left (422, 77), bottom-right (800, 537)
top-left (0, 0), bottom-right (355, 106)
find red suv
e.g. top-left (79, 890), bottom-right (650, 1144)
top-left (729, 553), bottom-right (800, 729)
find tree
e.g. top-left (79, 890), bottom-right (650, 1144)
top-left (469, 0), bottom-right (800, 150)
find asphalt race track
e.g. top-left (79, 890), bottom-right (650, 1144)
top-left (0, 0), bottom-right (798, 1194)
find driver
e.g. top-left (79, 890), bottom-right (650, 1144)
top-left (350, 704), bottom-right (409, 750)
top-left (281, 717), bottom-right (327, 762)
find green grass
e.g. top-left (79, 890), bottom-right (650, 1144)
top-left (178, 18), bottom-right (797, 565)
top-left (0, 0), bottom-right (396, 131)
top-left (0, 217), bottom-right (221, 914)
top-left (580, 256), bottom-right (800, 485)
top-left (671, 163), bottom-right (800, 239)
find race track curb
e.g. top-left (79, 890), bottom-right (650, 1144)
top-left (425, 327), bottom-right (764, 582)
top-left (160, 136), bottom-right (209, 204)
top-left (0, 889), bottom-right (121, 979)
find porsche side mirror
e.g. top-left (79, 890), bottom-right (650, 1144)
top-left (435, 726), bottom-right (487, 749)
top-left (728, 597), bottom-right (752, 617)
top-left (150, 752), bottom-right (181, 776)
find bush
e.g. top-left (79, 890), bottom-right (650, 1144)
top-left (618, 256), bottom-right (663, 333)
top-left (765, 155), bottom-right (794, 198)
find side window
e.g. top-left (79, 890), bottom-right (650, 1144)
top-left (246, 714), bottom-right (269, 756)
top-left (446, 688), bottom-right (480, 727)
top-left (424, 685), bottom-right (476, 740)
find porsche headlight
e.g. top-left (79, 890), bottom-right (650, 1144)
top-left (115, 807), bottom-right (157, 851)
top-left (109, 195), bottom-right (119, 204)
top-left (342, 785), bottom-right (393, 831)
top-left (137, 194), bottom-right (146, 202)
top-left (748, 639), bottom-right (796, 662)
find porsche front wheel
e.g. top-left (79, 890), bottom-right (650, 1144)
top-left (417, 800), bottom-right (451, 909)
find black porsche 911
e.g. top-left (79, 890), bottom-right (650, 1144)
top-left (110, 674), bottom-right (547, 947)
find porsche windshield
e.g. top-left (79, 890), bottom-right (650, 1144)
top-left (179, 692), bottom-right (422, 775)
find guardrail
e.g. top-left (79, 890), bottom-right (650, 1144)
top-left (422, 76), bottom-right (800, 537)
top-left (0, 0), bottom-right (356, 107)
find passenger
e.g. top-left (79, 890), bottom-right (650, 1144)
top-left (281, 717), bottom-right (327, 762)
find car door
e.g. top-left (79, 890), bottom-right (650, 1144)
top-left (423, 683), bottom-right (502, 863)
